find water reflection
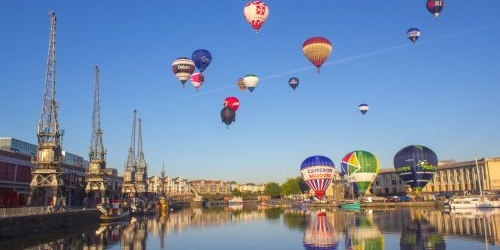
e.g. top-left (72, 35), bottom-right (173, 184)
top-left (303, 211), bottom-right (338, 249)
top-left (345, 210), bottom-right (384, 250)
top-left (400, 210), bottom-right (445, 249)
top-left (11, 206), bottom-right (500, 249)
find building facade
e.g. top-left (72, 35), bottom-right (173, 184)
top-left (0, 137), bottom-right (122, 207)
top-left (372, 157), bottom-right (500, 196)
top-left (189, 180), bottom-right (232, 195)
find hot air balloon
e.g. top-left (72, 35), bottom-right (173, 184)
top-left (358, 104), bottom-right (369, 115)
top-left (189, 72), bottom-right (204, 91)
top-left (407, 28), bottom-right (421, 44)
top-left (394, 145), bottom-right (438, 192)
top-left (243, 74), bottom-right (259, 92)
top-left (243, 1), bottom-right (269, 33)
top-left (304, 213), bottom-right (339, 250)
top-left (426, 0), bottom-right (445, 18)
top-left (300, 155), bottom-right (335, 199)
top-left (223, 96), bottom-right (240, 112)
top-left (172, 57), bottom-right (195, 87)
top-left (220, 107), bottom-right (236, 128)
top-left (236, 78), bottom-right (246, 92)
top-left (289, 77), bottom-right (299, 90)
top-left (302, 37), bottom-right (332, 73)
top-left (191, 49), bottom-right (212, 72)
top-left (341, 150), bottom-right (379, 196)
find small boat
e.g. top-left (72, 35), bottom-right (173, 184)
top-left (444, 196), bottom-right (500, 211)
top-left (339, 200), bottom-right (361, 210)
top-left (228, 196), bottom-right (243, 205)
top-left (98, 199), bottom-right (130, 221)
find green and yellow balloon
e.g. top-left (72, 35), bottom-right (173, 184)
top-left (341, 150), bottom-right (380, 195)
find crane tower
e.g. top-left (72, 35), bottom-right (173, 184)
top-left (135, 117), bottom-right (148, 194)
top-left (27, 11), bottom-right (65, 208)
top-left (85, 66), bottom-right (107, 204)
top-left (122, 110), bottom-right (137, 197)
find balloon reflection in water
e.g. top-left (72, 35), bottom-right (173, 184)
top-left (400, 210), bottom-right (446, 249)
top-left (303, 212), bottom-right (338, 250)
top-left (345, 212), bottom-right (384, 250)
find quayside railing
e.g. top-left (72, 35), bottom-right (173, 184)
top-left (0, 206), bottom-right (53, 218)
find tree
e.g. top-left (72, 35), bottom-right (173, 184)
top-left (281, 177), bottom-right (302, 197)
top-left (264, 182), bottom-right (281, 198)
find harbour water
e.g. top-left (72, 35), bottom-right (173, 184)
top-left (2, 205), bottom-right (500, 249)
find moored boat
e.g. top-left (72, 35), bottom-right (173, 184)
top-left (339, 200), bottom-right (361, 210)
top-left (98, 199), bottom-right (130, 221)
top-left (445, 196), bottom-right (500, 211)
top-left (228, 196), bottom-right (243, 205)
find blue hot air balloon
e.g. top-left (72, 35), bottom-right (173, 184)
top-left (191, 49), bottom-right (212, 72)
top-left (300, 155), bottom-right (335, 199)
top-left (289, 77), bottom-right (299, 90)
top-left (358, 104), bottom-right (369, 115)
top-left (394, 145), bottom-right (438, 192)
top-left (406, 28), bottom-right (421, 44)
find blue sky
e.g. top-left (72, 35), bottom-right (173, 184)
top-left (1, 1), bottom-right (499, 184)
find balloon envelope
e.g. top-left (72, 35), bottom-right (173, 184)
top-left (191, 49), bottom-right (212, 72)
top-left (426, 0), bottom-right (445, 18)
top-left (302, 37), bottom-right (332, 73)
top-left (243, 74), bottom-right (259, 92)
top-left (223, 96), bottom-right (240, 112)
top-left (236, 78), bottom-right (246, 92)
top-left (394, 145), bottom-right (438, 192)
top-left (243, 1), bottom-right (269, 33)
top-left (289, 77), bottom-right (299, 90)
top-left (172, 57), bottom-right (195, 86)
top-left (189, 72), bottom-right (204, 91)
top-left (341, 150), bottom-right (379, 195)
top-left (300, 155), bottom-right (335, 199)
top-left (406, 28), bottom-right (421, 44)
top-left (358, 104), bottom-right (369, 115)
top-left (220, 107), bottom-right (236, 127)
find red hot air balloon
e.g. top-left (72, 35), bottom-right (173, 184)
top-left (243, 1), bottom-right (269, 33)
top-left (426, 0), bottom-right (445, 18)
top-left (302, 37), bottom-right (333, 73)
top-left (190, 72), bottom-right (205, 91)
top-left (223, 97), bottom-right (240, 112)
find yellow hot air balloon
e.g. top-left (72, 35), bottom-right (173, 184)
top-left (302, 37), bottom-right (332, 73)
top-left (236, 78), bottom-right (246, 92)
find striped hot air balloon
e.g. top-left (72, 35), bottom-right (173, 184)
top-left (358, 103), bottom-right (369, 115)
top-left (394, 145), bottom-right (438, 192)
top-left (243, 1), bottom-right (269, 33)
top-left (172, 57), bottom-right (195, 87)
top-left (341, 150), bottom-right (379, 196)
top-left (236, 78), bottom-right (246, 92)
top-left (300, 155), bottom-right (335, 199)
top-left (302, 37), bottom-right (332, 73)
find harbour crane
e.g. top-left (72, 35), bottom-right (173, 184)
top-left (27, 11), bottom-right (65, 208)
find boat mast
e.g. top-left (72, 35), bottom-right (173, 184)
top-left (476, 158), bottom-right (483, 196)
